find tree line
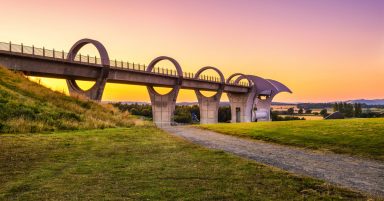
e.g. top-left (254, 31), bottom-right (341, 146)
top-left (112, 103), bottom-right (232, 123)
top-left (333, 102), bottom-right (362, 117)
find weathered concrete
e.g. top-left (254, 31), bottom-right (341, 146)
top-left (65, 39), bottom-right (110, 101)
top-left (248, 77), bottom-right (293, 122)
top-left (147, 86), bottom-right (179, 127)
top-left (194, 66), bottom-right (225, 124)
top-left (226, 73), bottom-right (257, 123)
top-left (146, 56), bottom-right (182, 127)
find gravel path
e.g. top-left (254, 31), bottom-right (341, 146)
top-left (162, 126), bottom-right (384, 197)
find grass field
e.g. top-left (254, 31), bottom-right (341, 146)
top-left (199, 118), bottom-right (384, 161)
top-left (0, 66), bottom-right (133, 133)
top-left (0, 126), bottom-right (370, 200)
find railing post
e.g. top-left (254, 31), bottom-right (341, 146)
top-left (115, 59), bottom-right (117, 67)
top-left (79, 53), bottom-right (82, 62)
top-left (43, 47), bottom-right (45, 57)
top-left (9, 41), bottom-right (11, 52)
top-left (32, 45), bottom-right (35, 55)
top-left (53, 49), bottom-right (55, 58)
top-left (95, 56), bottom-right (97, 64)
top-left (62, 50), bottom-right (65, 59)
top-left (133, 62), bottom-right (135, 70)
top-left (21, 43), bottom-right (23, 54)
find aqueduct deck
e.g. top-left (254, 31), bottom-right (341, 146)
top-left (0, 39), bottom-right (292, 126)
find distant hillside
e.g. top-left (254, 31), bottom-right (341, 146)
top-left (0, 66), bottom-right (134, 133)
top-left (346, 99), bottom-right (384, 105)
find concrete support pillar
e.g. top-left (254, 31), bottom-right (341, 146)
top-left (226, 73), bottom-right (256, 123)
top-left (253, 97), bottom-right (273, 122)
top-left (146, 56), bottom-right (183, 127)
top-left (196, 93), bottom-right (222, 124)
top-left (227, 92), bottom-right (255, 123)
top-left (147, 86), bottom-right (179, 127)
top-left (66, 39), bottom-right (110, 101)
top-left (194, 66), bottom-right (225, 124)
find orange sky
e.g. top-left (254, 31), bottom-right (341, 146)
top-left (1, 0), bottom-right (383, 103)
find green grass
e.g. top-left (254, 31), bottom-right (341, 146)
top-left (198, 118), bottom-right (384, 161)
top-left (0, 66), bottom-right (134, 133)
top-left (0, 126), bottom-right (371, 200)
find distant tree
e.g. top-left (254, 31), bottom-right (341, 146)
top-left (173, 112), bottom-right (192, 123)
top-left (333, 102), bottom-right (339, 112)
top-left (320, 109), bottom-right (328, 117)
top-left (298, 108), bottom-right (303, 114)
top-left (141, 108), bottom-right (152, 117)
top-left (354, 103), bottom-right (362, 117)
top-left (130, 108), bottom-right (139, 115)
top-left (287, 107), bottom-right (294, 115)
top-left (305, 109), bottom-right (312, 114)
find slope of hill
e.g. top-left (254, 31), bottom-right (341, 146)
top-left (346, 99), bottom-right (384, 105)
top-left (0, 66), bottom-right (134, 133)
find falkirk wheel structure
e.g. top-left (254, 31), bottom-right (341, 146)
top-left (0, 38), bottom-right (292, 126)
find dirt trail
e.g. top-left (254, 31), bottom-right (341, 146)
top-left (163, 126), bottom-right (384, 197)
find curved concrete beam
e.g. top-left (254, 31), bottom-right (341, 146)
top-left (195, 66), bottom-right (225, 84)
top-left (246, 75), bottom-right (278, 95)
top-left (146, 56), bottom-right (183, 78)
top-left (266, 79), bottom-right (293, 94)
top-left (146, 56), bottom-right (183, 96)
top-left (194, 66), bottom-right (225, 98)
top-left (66, 38), bottom-right (110, 101)
top-left (226, 73), bottom-right (253, 86)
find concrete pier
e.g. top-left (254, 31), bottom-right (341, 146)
top-left (226, 73), bottom-right (257, 123)
top-left (146, 56), bottom-right (182, 126)
top-left (194, 66), bottom-right (225, 124)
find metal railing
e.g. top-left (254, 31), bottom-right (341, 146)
top-left (0, 41), bottom-right (249, 87)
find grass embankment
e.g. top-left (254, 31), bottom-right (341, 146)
top-left (0, 126), bottom-right (370, 200)
top-left (0, 66), bottom-right (134, 133)
top-left (199, 118), bottom-right (384, 161)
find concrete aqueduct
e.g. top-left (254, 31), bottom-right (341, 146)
top-left (0, 38), bottom-right (292, 126)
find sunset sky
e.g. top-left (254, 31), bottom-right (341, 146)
top-left (1, 0), bottom-right (383, 103)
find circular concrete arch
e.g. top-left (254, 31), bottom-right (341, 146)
top-left (194, 66), bottom-right (225, 98)
top-left (226, 73), bottom-right (254, 86)
top-left (66, 38), bottom-right (110, 101)
top-left (146, 56), bottom-right (183, 96)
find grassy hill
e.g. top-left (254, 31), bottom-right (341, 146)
top-left (0, 66), bottom-right (134, 133)
top-left (199, 118), bottom-right (384, 161)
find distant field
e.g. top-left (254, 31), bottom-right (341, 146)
top-left (280, 115), bottom-right (324, 120)
top-left (199, 118), bottom-right (384, 161)
top-left (0, 126), bottom-right (367, 200)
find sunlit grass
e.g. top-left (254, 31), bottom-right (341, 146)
top-left (0, 127), bottom-right (368, 200)
top-left (199, 118), bottom-right (384, 161)
top-left (0, 66), bottom-right (134, 133)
